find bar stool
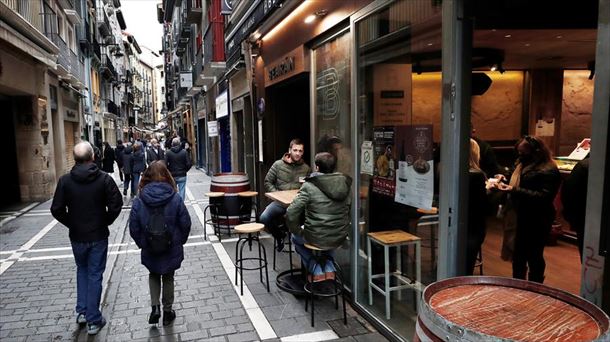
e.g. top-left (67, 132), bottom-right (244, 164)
top-left (203, 192), bottom-right (227, 240)
top-left (416, 207), bottom-right (439, 266)
top-left (273, 229), bottom-right (295, 271)
top-left (234, 223), bottom-right (270, 296)
top-left (367, 230), bottom-right (421, 320)
top-left (303, 243), bottom-right (346, 328)
top-left (237, 191), bottom-right (258, 223)
top-left (474, 248), bottom-right (484, 275)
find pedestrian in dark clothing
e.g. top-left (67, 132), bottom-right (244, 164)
top-left (93, 144), bottom-right (102, 169)
top-left (466, 139), bottom-right (489, 275)
top-left (132, 142), bottom-right (146, 196)
top-left (146, 139), bottom-right (165, 166)
top-left (561, 157), bottom-right (589, 260)
top-left (492, 136), bottom-right (561, 283)
top-left (115, 140), bottom-right (125, 182)
top-left (51, 142), bottom-right (123, 335)
top-left (164, 137), bottom-right (192, 200)
top-left (122, 144), bottom-right (134, 196)
top-left (101, 142), bottom-right (115, 173)
top-left (129, 161), bottom-right (191, 326)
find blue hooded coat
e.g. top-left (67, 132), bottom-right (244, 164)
top-left (129, 182), bottom-right (191, 274)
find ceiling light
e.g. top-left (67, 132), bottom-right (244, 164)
top-left (304, 15), bottom-right (316, 24)
top-left (524, 43), bottom-right (531, 47)
top-left (504, 34), bottom-right (511, 38)
top-left (490, 64), bottom-right (498, 72)
top-left (427, 43), bottom-right (433, 46)
top-left (556, 35), bottom-right (563, 39)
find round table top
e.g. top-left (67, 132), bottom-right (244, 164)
top-left (206, 192), bottom-right (225, 197)
top-left (417, 207), bottom-right (438, 215)
top-left (304, 243), bottom-right (333, 251)
top-left (234, 223), bottom-right (265, 233)
top-left (238, 191), bottom-right (258, 197)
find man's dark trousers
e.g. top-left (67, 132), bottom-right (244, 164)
top-left (71, 239), bottom-right (108, 324)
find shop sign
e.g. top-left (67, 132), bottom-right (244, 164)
top-left (180, 72), bottom-right (193, 89)
top-left (198, 109), bottom-right (206, 120)
top-left (221, 0), bottom-right (233, 14)
top-left (64, 108), bottom-right (79, 122)
top-left (265, 46), bottom-right (308, 87)
top-left (208, 120), bottom-right (219, 137)
top-left (373, 64), bottom-right (412, 126)
top-left (215, 91), bottom-right (229, 118)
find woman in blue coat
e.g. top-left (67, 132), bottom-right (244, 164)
top-left (129, 161), bottom-right (191, 325)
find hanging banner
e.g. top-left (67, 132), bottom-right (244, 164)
top-left (394, 125), bottom-right (434, 209)
top-left (371, 126), bottom-right (396, 197)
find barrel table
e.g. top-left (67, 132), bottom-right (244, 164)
top-left (415, 276), bottom-right (609, 341)
top-left (210, 173), bottom-right (251, 229)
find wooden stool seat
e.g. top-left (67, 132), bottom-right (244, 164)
top-left (238, 191), bottom-right (258, 197)
top-left (206, 192), bottom-right (225, 198)
top-left (234, 223), bottom-right (265, 234)
top-left (417, 207), bottom-right (438, 215)
top-left (304, 243), bottom-right (333, 251)
top-left (367, 230), bottom-right (420, 245)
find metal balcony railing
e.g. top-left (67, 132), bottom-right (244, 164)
top-left (2, 0), bottom-right (44, 33)
top-left (186, 0), bottom-right (202, 24)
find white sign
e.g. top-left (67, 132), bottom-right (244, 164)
top-left (207, 121), bottom-right (219, 137)
top-left (180, 72), bottom-right (193, 89)
top-left (258, 120), bottom-right (264, 162)
top-left (216, 91), bottom-right (229, 118)
top-left (361, 141), bottom-right (374, 175)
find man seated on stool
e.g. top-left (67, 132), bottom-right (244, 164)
top-left (285, 152), bottom-right (352, 282)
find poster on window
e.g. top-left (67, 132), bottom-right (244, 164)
top-left (394, 125), bottom-right (434, 209)
top-left (373, 64), bottom-right (412, 126)
top-left (371, 126), bottom-right (396, 197)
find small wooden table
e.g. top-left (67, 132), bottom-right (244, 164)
top-left (264, 189), bottom-right (299, 207)
top-left (367, 230), bottom-right (421, 320)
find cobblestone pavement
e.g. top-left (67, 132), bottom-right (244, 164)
top-left (0, 169), bottom-right (387, 341)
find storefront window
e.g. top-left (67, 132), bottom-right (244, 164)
top-left (312, 29), bottom-right (353, 288)
top-left (354, 0), bottom-right (442, 338)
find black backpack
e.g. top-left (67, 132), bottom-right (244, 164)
top-left (145, 206), bottom-right (172, 254)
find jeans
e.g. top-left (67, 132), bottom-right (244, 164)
top-left (132, 172), bottom-right (141, 195)
top-left (71, 239), bottom-right (108, 324)
top-left (149, 271), bottom-right (175, 311)
top-left (175, 176), bottom-right (187, 200)
top-left (292, 235), bottom-right (335, 276)
top-left (259, 202), bottom-right (287, 239)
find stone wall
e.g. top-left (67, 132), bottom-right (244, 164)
top-left (411, 71), bottom-right (524, 142)
top-left (559, 70), bottom-right (593, 156)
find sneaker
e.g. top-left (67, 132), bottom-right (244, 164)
top-left (75, 312), bottom-right (86, 325)
top-left (87, 317), bottom-right (106, 335)
top-left (162, 310), bottom-right (176, 326)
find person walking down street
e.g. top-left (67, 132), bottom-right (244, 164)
top-left (491, 135), bottom-right (560, 283)
top-left (129, 161), bottom-right (191, 326)
top-left (115, 140), bottom-right (125, 182)
top-left (261, 138), bottom-right (311, 252)
top-left (132, 142), bottom-right (146, 196)
top-left (122, 143), bottom-right (134, 196)
top-left (51, 142), bottom-right (123, 335)
top-left (285, 152), bottom-right (351, 282)
top-left (164, 137), bottom-right (192, 200)
top-left (101, 142), bottom-right (115, 174)
top-left (146, 138), bottom-right (165, 166)
top-left (93, 143), bottom-right (102, 169)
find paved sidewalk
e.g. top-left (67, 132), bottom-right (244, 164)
top-left (0, 169), bottom-right (387, 341)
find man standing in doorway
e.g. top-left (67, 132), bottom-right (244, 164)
top-left (165, 137), bottom-right (192, 200)
top-left (51, 142), bottom-right (123, 335)
top-left (146, 138), bottom-right (165, 166)
top-left (261, 138), bottom-right (311, 251)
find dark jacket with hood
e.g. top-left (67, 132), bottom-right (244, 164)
top-left (264, 153), bottom-right (311, 192)
top-left (122, 146), bottom-right (133, 174)
top-left (51, 163), bottom-right (123, 242)
top-left (102, 146), bottom-right (115, 173)
top-left (115, 144), bottom-right (125, 167)
top-left (285, 172), bottom-right (352, 249)
top-left (132, 149), bottom-right (146, 174)
top-left (165, 146), bottom-right (192, 178)
top-left (129, 182), bottom-right (191, 274)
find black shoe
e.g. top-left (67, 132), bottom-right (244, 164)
top-left (123, 189), bottom-right (127, 196)
top-left (148, 305), bottom-right (161, 324)
top-left (276, 237), bottom-right (285, 252)
top-left (162, 310), bottom-right (176, 326)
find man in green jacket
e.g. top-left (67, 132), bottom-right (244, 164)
top-left (260, 139), bottom-right (311, 251)
top-left (286, 152), bottom-right (352, 282)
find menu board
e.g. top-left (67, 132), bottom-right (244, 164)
top-left (567, 138), bottom-right (591, 160)
top-left (373, 64), bottom-right (412, 126)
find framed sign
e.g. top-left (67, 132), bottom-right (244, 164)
top-left (215, 91), bottom-right (229, 118)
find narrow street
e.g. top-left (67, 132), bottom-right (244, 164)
top-left (0, 169), bottom-right (385, 342)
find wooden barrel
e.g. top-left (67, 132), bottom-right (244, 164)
top-left (415, 276), bottom-right (609, 342)
top-left (210, 173), bottom-right (250, 227)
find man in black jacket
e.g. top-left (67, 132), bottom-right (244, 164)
top-left (115, 140), bottom-right (125, 182)
top-left (51, 142), bottom-right (123, 335)
top-left (165, 137), bottom-right (192, 200)
top-left (146, 138), bottom-right (165, 166)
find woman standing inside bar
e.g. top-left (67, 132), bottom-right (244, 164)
top-left (493, 136), bottom-right (560, 283)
